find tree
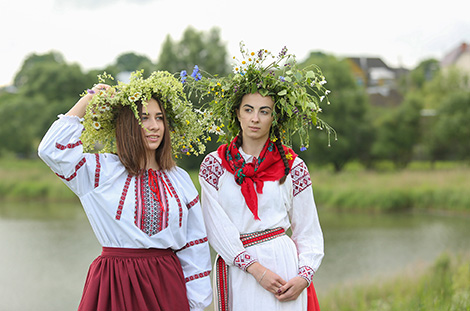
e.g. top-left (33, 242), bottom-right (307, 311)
top-left (4, 53), bottom-right (95, 156)
top-left (371, 93), bottom-right (423, 168)
top-left (13, 51), bottom-right (66, 88)
top-left (399, 58), bottom-right (439, 93)
top-left (0, 94), bottom-right (46, 157)
top-left (299, 52), bottom-right (373, 172)
top-left (110, 52), bottom-right (156, 75)
top-left (430, 91), bottom-right (470, 161)
top-left (411, 67), bottom-right (470, 162)
top-left (156, 26), bottom-right (229, 76)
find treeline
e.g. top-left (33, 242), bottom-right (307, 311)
top-left (0, 26), bottom-right (469, 171)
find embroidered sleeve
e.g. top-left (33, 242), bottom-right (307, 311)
top-left (186, 195), bottom-right (199, 209)
top-left (38, 116), bottom-right (97, 197)
top-left (178, 237), bottom-right (209, 252)
top-left (199, 153), bottom-right (224, 190)
top-left (233, 250), bottom-right (258, 271)
top-left (172, 167), bottom-right (212, 310)
top-left (288, 158), bottom-right (325, 276)
top-left (290, 161), bottom-right (312, 197)
top-left (298, 265), bottom-right (315, 286)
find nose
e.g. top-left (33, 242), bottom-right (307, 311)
top-left (251, 111), bottom-right (260, 123)
top-left (147, 118), bottom-right (160, 131)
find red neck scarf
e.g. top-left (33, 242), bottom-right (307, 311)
top-left (217, 137), bottom-right (297, 220)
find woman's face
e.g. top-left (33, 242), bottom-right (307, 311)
top-left (141, 98), bottom-right (165, 152)
top-left (237, 92), bottom-right (274, 143)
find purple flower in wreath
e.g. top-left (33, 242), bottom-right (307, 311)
top-left (300, 146), bottom-right (307, 152)
top-left (180, 70), bottom-right (187, 83)
top-left (191, 65), bottom-right (199, 79)
top-left (279, 76), bottom-right (286, 82)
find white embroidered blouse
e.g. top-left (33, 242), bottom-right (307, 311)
top-left (38, 115), bottom-right (212, 311)
top-left (199, 149), bottom-right (324, 285)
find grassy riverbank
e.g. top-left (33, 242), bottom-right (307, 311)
top-left (1, 158), bottom-right (470, 213)
top-left (1, 158), bottom-right (469, 213)
top-left (311, 162), bottom-right (470, 213)
top-left (319, 252), bottom-right (470, 311)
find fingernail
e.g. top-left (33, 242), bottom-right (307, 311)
top-left (277, 289), bottom-right (281, 294)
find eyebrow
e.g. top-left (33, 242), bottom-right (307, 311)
top-left (142, 112), bottom-right (164, 116)
top-left (242, 104), bottom-right (273, 110)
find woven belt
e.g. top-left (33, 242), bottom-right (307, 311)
top-left (215, 227), bottom-right (285, 311)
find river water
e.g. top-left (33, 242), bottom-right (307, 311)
top-left (0, 201), bottom-right (469, 311)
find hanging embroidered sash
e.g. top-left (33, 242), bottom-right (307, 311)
top-left (214, 227), bottom-right (320, 311)
top-left (215, 228), bottom-right (284, 311)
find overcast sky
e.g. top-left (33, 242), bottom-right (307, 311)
top-left (1, 0), bottom-right (469, 86)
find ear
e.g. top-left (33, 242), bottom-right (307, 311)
top-left (236, 108), bottom-right (241, 120)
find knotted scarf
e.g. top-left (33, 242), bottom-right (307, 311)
top-left (217, 137), bottom-right (297, 220)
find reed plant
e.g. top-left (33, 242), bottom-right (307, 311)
top-left (318, 253), bottom-right (470, 311)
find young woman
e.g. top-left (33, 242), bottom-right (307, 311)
top-left (196, 44), bottom-right (329, 311)
top-left (38, 71), bottom-right (212, 311)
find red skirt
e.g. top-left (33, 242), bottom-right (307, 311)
top-left (78, 247), bottom-right (189, 311)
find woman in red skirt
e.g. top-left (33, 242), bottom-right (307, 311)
top-left (38, 71), bottom-right (212, 311)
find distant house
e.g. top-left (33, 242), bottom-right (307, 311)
top-left (441, 42), bottom-right (470, 73)
top-left (347, 57), bottom-right (407, 106)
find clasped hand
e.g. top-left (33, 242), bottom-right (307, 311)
top-left (247, 262), bottom-right (308, 302)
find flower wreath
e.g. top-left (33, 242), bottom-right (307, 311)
top-left (80, 70), bottom-right (210, 157)
top-left (183, 42), bottom-right (335, 150)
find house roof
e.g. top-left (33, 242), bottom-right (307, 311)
top-left (441, 42), bottom-right (470, 67)
top-left (348, 57), bottom-right (391, 70)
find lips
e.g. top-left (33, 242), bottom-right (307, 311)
top-left (147, 135), bottom-right (160, 142)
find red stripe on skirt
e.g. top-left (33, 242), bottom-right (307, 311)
top-left (78, 247), bottom-right (189, 311)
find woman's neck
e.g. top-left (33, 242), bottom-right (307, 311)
top-left (145, 152), bottom-right (160, 171)
top-left (241, 136), bottom-right (268, 158)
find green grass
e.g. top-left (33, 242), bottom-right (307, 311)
top-left (310, 163), bottom-right (470, 213)
top-left (318, 253), bottom-right (470, 311)
top-left (1, 158), bottom-right (470, 213)
top-left (0, 157), bottom-right (77, 201)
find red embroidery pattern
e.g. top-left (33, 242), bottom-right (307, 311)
top-left (161, 171), bottom-right (183, 227)
top-left (240, 227), bottom-right (285, 248)
top-left (116, 174), bottom-right (132, 220)
top-left (199, 154), bottom-right (224, 190)
top-left (298, 265), bottom-right (315, 285)
top-left (233, 251), bottom-right (257, 271)
top-left (185, 270), bottom-right (211, 283)
top-left (178, 237), bottom-right (208, 252)
top-left (216, 256), bottom-right (229, 311)
top-left (55, 141), bottom-right (82, 150)
top-left (186, 195), bottom-right (199, 209)
top-left (291, 161), bottom-right (312, 197)
top-left (55, 157), bottom-right (86, 182)
top-left (94, 154), bottom-right (101, 188)
top-left (135, 171), bottom-right (169, 235)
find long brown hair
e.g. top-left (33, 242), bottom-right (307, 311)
top-left (115, 96), bottom-right (175, 175)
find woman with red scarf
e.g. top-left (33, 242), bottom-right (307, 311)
top-left (196, 43), bottom-right (329, 311)
top-left (199, 90), bottom-right (324, 311)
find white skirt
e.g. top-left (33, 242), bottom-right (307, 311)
top-left (217, 235), bottom-right (307, 311)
